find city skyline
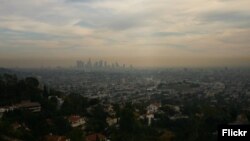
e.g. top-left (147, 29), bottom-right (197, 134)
top-left (0, 0), bottom-right (250, 68)
top-left (76, 59), bottom-right (133, 70)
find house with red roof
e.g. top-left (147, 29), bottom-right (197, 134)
top-left (86, 133), bottom-right (107, 141)
top-left (68, 115), bottom-right (86, 128)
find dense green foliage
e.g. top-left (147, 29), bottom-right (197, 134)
top-left (0, 74), bottom-right (41, 105)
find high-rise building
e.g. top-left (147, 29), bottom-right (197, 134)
top-left (76, 59), bottom-right (133, 71)
top-left (99, 60), bottom-right (103, 68)
top-left (76, 60), bottom-right (84, 69)
top-left (87, 58), bottom-right (92, 68)
top-left (104, 61), bottom-right (107, 68)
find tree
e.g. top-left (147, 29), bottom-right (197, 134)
top-left (60, 93), bottom-right (88, 116)
top-left (67, 128), bottom-right (85, 141)
top-left (86, 104), bottom-right (108, 132)
top-left (25, 77), bottom-right (39, 88)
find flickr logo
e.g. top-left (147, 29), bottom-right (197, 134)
top-left (218, 125), bottom-right (250, 141)
top-left (222, 129), bottom-right (247, 137)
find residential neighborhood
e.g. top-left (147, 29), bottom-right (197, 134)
top-left (0, 67), bottom-right (250, 141)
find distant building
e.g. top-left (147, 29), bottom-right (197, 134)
top-left (86, 133), bottom-right (107, 141)
top-left (16, 101), bottom-right (41, 112)
top-left (68, 115), bottom-right (86, 128)
top-left (0, 107), bottom-right (11, 118)
top-left (146, 102), bottom-right (161, 114)
top-left (0, 101), bottom-right (41, 114)
top-left (230, 114), bottom-right (249, 125)
top-left (75, 59), bottom-right (134, 71)
top-left (43, 134), bottom-right (70, 141)
top-left (146, 113), bottom-right (154, 126)
top-left (76, 60), bottom-right (84, 69)
top-left (106, 117), bottom-right (118, 126)
top-left (87, 58), bottom-right (92, 68)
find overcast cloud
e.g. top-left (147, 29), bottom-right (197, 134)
top-left (0, 0), bottom-right (249, 67)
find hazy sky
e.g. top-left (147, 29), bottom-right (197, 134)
top-left (0, 0), bottom-right (250, 68)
